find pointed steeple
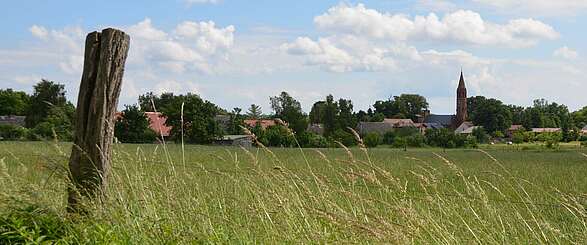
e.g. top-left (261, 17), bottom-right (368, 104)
top-left (458, 69), bottom-right (466, 89)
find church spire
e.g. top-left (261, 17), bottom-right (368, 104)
top-left (458, 69), bottom-right (466, 89)
top-left (455, 69), bottom-right (468, 128)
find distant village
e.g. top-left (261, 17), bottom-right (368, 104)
top-left (1, 71), bottom-right (587, 147)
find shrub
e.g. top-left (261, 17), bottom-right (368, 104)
top-left (363, 133), bottom-right (381, 148)
top-left (472, 127), bottom-right (489, 144)
top-left (512, 130), bottom-right (525, 144)
top-left (329, 129), bottom-right (356, 147)
top-left (406, 134), bottom-right (425, 147)
top-left (382, 131), bottom-right (395, 145)
top-left (298, 132), bottom-right (328, 148)
top-left (393, 137), bottom-right (408, 150)
top-left (261, 125), bottom-right (295, 147)
top-left (0, 124), bottom-right (28, 140)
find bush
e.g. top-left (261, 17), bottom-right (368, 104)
top-left (298, 132), bottom-right (328, 148)
top-left (425, 128), bottom-right (466, 148)
top-left (393, 137), bottom-right (408, 150)
top-left (363, 133), bottom-right (381, 148)
top-left (329, 129), bottom-right (356, 147)
top-left (260, 125), bottom-right (295, 147)
top-left (512, 130), bottom-right (525, 144)
top-left (406, 134), bottom-right (425, 147)
top-left (578, 135), bottom-right (587, 142)
top-left (382, 131), bottom-right (395, 145)
top-left (472, 127), bottom-right (489, 144)
top-left (0, 124), bottom-right (28, 140)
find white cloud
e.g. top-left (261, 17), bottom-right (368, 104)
top-left (13, 75), bottom-right (42, 85)
top-left (124, 18), bottom-right (235, 74)
top-left (184, 0), bottom-right (219, 6)
top-left (29, 25), bottom-right (84, 74)
top-left (415, 0), bottom-right (457, 12)
top-left (281, 36), bottom-right (402, 72)
top-left (29, 25), bottom-right (48, 40)
top-left (472, 0), bottom-right (587, 16)
top-left (553, 46), bottom-right (578, 59)
top-left (314, 4), bottom-right (558, 47)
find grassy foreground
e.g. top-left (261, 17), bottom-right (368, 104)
top-left (1, 141), bottom-right (587, 244)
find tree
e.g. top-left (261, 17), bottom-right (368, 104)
top-left (160, 93), bottom-right (223, 144)
top-left (270, 91), bottom-right (308, 134)
top-left (337, 98), bottom-right (356, 130)
top-left (472, 127), bottom-right (489, 144)
top-left (114, 105), bottom-right (157, 143)
top-left (309, 101), bottom-right (326, 123)
top-left (246, 104), bottom-right (262, 119)
top-left (0, 89), bottom-right (30, 115)
top-left (323, 95), bottom-right (338, 136)
top-left (572, 106), bottom-right (587, 128)
top-left (467, 96), bottom-right (512, 134)
top-left (363, 133), bottom-right (381, 148)
top-left (25, 79), bottom-right (68, 128)
top-left (373, 94), bottom-right (428, 121)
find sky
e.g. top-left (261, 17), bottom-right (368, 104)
top-left (1, 0), bottom-right (586, 114)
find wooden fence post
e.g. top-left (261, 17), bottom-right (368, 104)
top-left (68, 28), bottom-right (130, 212)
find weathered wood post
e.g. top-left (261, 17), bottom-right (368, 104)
top-left (68, 28), bottom-right (130, 212)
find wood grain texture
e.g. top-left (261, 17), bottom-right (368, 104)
top-left (68, 28), bottom-right (130, 211)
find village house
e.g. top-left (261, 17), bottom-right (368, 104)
top-left (0, 115), bottom-right (26, 127)
top-left (213, 135), bottom-right (253, 147)
top-left (531, 128), bottom-right (561, 133)
top-left (582, 125), bottom-right (587, 135)
top-left (115, 111), bottom-right (172, 137)
top-left (507, 125), bottom-right (524, 137)
top-left (243, 119), bottom-right (278, 129)
top-left (454, 121), bottom-right (475, 134)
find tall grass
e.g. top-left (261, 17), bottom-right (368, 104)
top-left (1, 139), bottom-right (587, 243)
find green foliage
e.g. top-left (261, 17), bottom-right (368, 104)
top-left (392, 137), bottom-right (408, 150)
top-left (25, 80), bottom-right (68, 128)
top-left (382, 131), bottom-right (396, 145)
top-left (115, 105), bottom-right (158, 143)
top-left (472, 127), bottom-right (489, 143)
top-left (259, 125), bottom-right (295, 147)
top-left (27, 103), bottom-right (75, 141)
top-left (373, 94), bottom-right (429, 122)
top-left (425, 128), bottom-right (467, 148)
top-left (363, 133), bottom-right (381, 148)
top-left (0, 89), bottom-right (30, 115)
top-left (467, 96), bottom-right (512, 134)
top-left (298, 132), bottom-right (329, 148)
top-left (330, 129), bottom-right (356, 147)
top-left (512, 130), bottom-right (525, 144)
top-left (246, 104), bottom-right (262, 119)
top-left (158, 93), bottom-right (223, 144)
top-left (0, 124), bottom-right (28, 140)
top-left (0, 204), bottom-right (71, 244)
top-left (270, 92), bottom-right (308, 135)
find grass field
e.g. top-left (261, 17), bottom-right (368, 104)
top-left (1, 141), bottom-right (587, 244)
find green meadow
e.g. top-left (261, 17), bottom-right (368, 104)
top-left (1, 141), bottom-right (587, 244)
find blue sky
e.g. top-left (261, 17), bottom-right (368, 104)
top-left (1, 0), bottom-right (586, 114)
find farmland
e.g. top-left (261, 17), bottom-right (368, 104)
top-left (1, 141), bottom-right (587, 243)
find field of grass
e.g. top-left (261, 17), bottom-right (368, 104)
top-left (1, 141), bottom-right (587, 243)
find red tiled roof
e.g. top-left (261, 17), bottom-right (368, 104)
top-left (243, 119), bottom-right (277, 130)
top-left (145, 112), bottom-right (171, 137)
top-left (116, 111), bottom-right (172, 137)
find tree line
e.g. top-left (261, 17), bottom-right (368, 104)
top-left (1, 79), bottom-right (586, 147)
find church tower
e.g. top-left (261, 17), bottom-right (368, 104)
top-left (455, 70), bottom-right (468, 127)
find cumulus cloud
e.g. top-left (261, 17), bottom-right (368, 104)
top-left (314, 4), bottom-right (558, 47)
top-left (281, 36), bottom-right (404, 72)
top-left (29, 25), bottom-right (84, 74)
top-left (124, 18), bottom-right (235, 74)
top-left (472, 0), bottom-right (587, 16)
top-left (29, 25), bottom-right (48, 40)
top-left (553, 46), bottom-right (578, 59)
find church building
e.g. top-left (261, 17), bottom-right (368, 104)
top-left (423, 70), bottom-right (470, 129)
